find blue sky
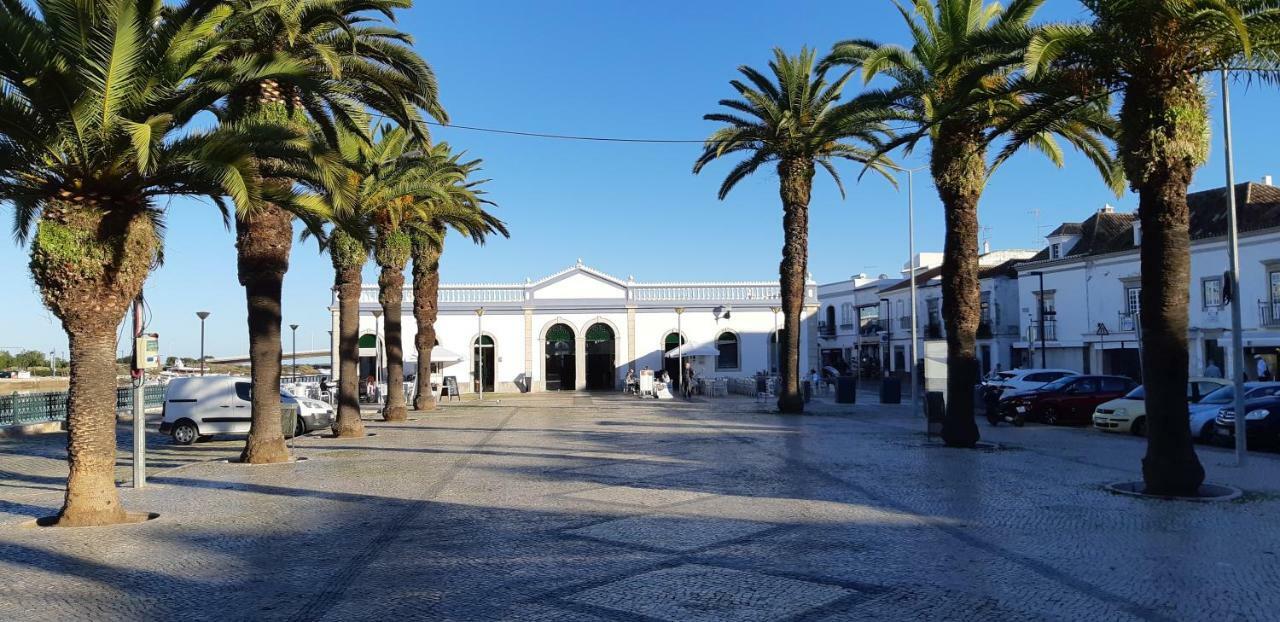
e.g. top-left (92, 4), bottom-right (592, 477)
top-left (3, 0), bottom-right (1279, 359)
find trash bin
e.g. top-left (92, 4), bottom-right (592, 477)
top-left (803, 380), bottom-right (812, 403)
top-left (281, 404), bottom-right (298, 438)
top-left (926, 391), bottom-right (945, 435)
top-left (880, 377), bottom-right (902, 404)
top-left (835, 376), bottom-right (857, 404)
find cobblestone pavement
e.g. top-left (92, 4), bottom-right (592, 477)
top-left (1, 393), bottom-right (1279, 621)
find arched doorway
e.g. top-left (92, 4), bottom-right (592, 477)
top-left (545, 323), bottom-right (576, 391)
top-left (584, 323), bottom-right (616, 390)
top-left (472, 335), bottom-right (495, 393)
top-left (663, 332), bottom-right (686, 391)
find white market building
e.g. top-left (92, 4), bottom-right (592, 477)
top-left (331, 261), bottom-right (818, 393)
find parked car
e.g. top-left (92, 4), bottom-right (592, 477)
top-left (1092, 377), bottom-right (1231, 436)
top-left (999, 375), bottom-right (1137, 425)
top-left (981, 368), bottom-right (1079, 402)
top-left (1213, 392), bottom-right (1280, 447)
top-left (1199, 382), bottom-right (1280, 442)
top-left (159, 376), bottom-right (334, 445)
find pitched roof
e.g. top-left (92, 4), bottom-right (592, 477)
top-left (877, 259), bottom-right (1023, 295)
top-left (1048, 222), bottom-right (1083, 237)
top-left (1024, 182), bottom-right (1280, 265)
top-left (879, 266), bottom-right (941, 294)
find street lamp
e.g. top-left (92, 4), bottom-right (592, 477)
top-left (675, 307), bottom-right (685, 394)
top-left (371, 309), bottom-right (383, 387)
top-left (769, 306), bottom-right (780, 373)
top-left (1220, 68), bottom-right (1248, 466)
top-left (880, 163), bottom-right (927, 418)
top-left (196, 311), bottom-right (210, 376)
top-left (1029, 271), bottom-right (1047, 368)
top-left (475, 307), bottom-right (485, 400)
top-left (289, 323), bottom-right (299, 379)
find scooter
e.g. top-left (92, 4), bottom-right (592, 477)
top-left (983, 389), bottom-right (1025, 427)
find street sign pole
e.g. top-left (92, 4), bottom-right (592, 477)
top-left (131, 295), bottom-right (146, 488)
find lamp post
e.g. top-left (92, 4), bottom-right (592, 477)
top-left (1219, 69), bottom-right (1249, 466)
top-left (371, 309), bottom-right (383, 388)
top-left (475, 307), bottom-right (485, 400)
top-left (770, 306), bottom-right (780, 374)
top-left (196, 311), bottom-right (210, 376)
top-left (881, 163), bottom-right (927, 417)
top-left (289, 324), bottom-right (299, 379)
top-left (675, 307), bottom-right (685, 393)
top-left (1029, 271), bottom-right (1047, 368)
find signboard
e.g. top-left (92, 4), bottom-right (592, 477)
top-left (134, 334), bottom-right (160, 370)
top-left (441, 376), bottom-right (459, 400)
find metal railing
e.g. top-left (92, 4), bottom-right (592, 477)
top-left (1118, 312), bottom-right (1137, 332)
top-left (1259, 301), bottom-right (1280, 328)
top-left (925, 323), bottom-right (943, 339)
top-left (858, 321), bottom-right (881, 336)
top-left (1030, 319), bottom-right (1058, 341)
top-left (818, 322), bottom-right (835, 337)
top-left (899, 317), bottom-right (911, 329)
top-left (1, 386), bottom-right (165, 427)
top-left (631, 284), bottom-right (782, 302)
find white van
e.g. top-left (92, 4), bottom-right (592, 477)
top-left (159, 376), bottom-right (334, 445)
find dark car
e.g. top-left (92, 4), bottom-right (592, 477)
top-left (1213, 394), bottom-right (1280, 447)
top-left (998, 375), bottom-right (1137, 425)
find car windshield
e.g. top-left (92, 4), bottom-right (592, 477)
top-left (996, 372), bottom-right (1017, 381)
top-left (1200, 385), bottom-right (1235, 404)
top-left (1124, 386), bottom-right (1145, 399)
top-left (1040, 377), bottom-right (1076, 391)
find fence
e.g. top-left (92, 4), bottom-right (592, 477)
top-left (0, 385), bottom-right (165, 427)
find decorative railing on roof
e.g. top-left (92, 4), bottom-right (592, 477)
top-left (438, 287), bottom-right (525, 304)
top-left (354, 281), bottom-right (803, 305)
top-left (631, 284), bottom-right (783, 302)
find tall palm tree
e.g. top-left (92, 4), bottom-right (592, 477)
top-left (0, 0), bottom-right (310, 525)
top-left (695, 47), bottom-right (895, 413)
top-left (1025, 0), bottom-right (1280, 495)
top-left (409, 155), bottom-right (507, 411)
top-left (219, 0), bottom-right (445, 462)
top-left (823, 0), bottom-right (1119, 446)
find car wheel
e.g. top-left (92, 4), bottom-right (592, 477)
top-left (172, 420), bottom-right (198, 445)
top-left (1013, 414), bottom-right (1026, 427)
top-left (1131, 417), bottom-right (1147, 437)
top-left (1043, 408), bottom-right (1059, 426)
top-left (1198, 422), bottom-right (1214, 443)
top-left (295, 416), bottom-right (307, 438)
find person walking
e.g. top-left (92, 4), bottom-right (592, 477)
top-left (1204, 360), bottom-right (1223, 379)
top-left (1257, 355), bottom-right (1273, 382)
top-left (683, 361), bottom-right (695, 399)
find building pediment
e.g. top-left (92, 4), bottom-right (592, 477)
top-left (530, 263), bottom-right (628, 300)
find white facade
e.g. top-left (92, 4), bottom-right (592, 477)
top-left (1014, 183), bottom-right (1280, 379)
top-left (333, 261), bottom-right (818, 393)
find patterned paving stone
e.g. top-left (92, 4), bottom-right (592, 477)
top-left (565, 515), bottom-right (773, 552)
top-left (565, 563), bottom-right (857, 622)
top-left (562, 484), bottom-right (710, 508)
top-left (562, 460), bottom-right (698, 482)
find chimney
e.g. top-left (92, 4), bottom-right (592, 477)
top-left (983, 240), bottom-right (991, 254)
top-left (1133, 221), bottom-right (1142, 246)
top-left (1265, 175), bottom-right (1274, 186)
top-left (1101, 204), bottom-right (1115, 214)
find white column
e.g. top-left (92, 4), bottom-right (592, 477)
top-left (330, 304), bottom-right (340, 380)
top-left (626, 307), bottom-right (637, 369)
top-left (523, 308), bottom-right (534, 392)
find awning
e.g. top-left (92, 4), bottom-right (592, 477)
top-left (430, 346), bottom-right (464, 363)
top-left (664, 343), bottom-right (721, 358)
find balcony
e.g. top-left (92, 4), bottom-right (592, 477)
top-left (1260, 301), bottom-right (1280, 328)
top-left (839, 322), bottom-right (854, 331)
top-left (818, 322), bottom-right (836, 337)
top-left (1118, 312), bottom-right (1137, 332)
top-left (858, 321), bottom-right (881, 336)
top-left (1030, 318), bottom-right (1058, 342)
top-left (898, 316), bottom-right (910, 330)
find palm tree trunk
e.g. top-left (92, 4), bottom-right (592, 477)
top-left (1121, 80), bottom-right (1205, 496)
top-left (30, 203), bottom-right (157, 525)
top-left (931, 131), bottom-right (984, 447)
top-left (777, 158), bottom-right (814, 413)
top-left (411, 234), bottom-right (443, 411)
top-left (333, 262), bottom-right (365, 437)
top-left (236, 205), bottom-right (291, 464)
top-left (379, 264), bottom-right (408, 421)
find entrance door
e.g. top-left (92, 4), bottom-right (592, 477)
top-left (545, 323), bottom-right (576, 391)
top-left (584, 323), bottom-right (616, 390)
top-left (663, 332), bottom-right (686, 391)
top-left (472, 335), bottom-right (495, 392)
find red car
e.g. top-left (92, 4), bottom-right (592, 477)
top-left (998, 375), bottom-right (1137, 426)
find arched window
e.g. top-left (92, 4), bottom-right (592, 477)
top-left (716, 332), bottom-right (739, 370)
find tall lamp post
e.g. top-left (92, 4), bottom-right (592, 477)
top-left (1029, 271), bottom-right (1047, 368)
top-left (1220, 68), bottom-right (1248, 466)
top-left (371, 309), bottom-right (383, 388)
top-left (289, 323), bottom-right (299, 379)
top-left (675, 307), bottom-right (685, 393)
top-left (475, 307), bottom-right (485, 400)
top-left (196, 311), bottom-right (210, 375)
top-left (770, 306), bottom-right (780, 374)
top-left (880, 163), bottom-right (927, 417)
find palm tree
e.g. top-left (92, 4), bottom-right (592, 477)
top-left (219, 0), bottom-right (446, 462)
top-left (1025, 1), bottom-right (1280, 495)
top-left (409, 155), bottom-right (507, 411)
top-left (0, 0), bottom-right (310, 525)
top-left (823, 0), bottom-right (1119, 446)
top-left (694, 47), bottom-right (895, 413)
